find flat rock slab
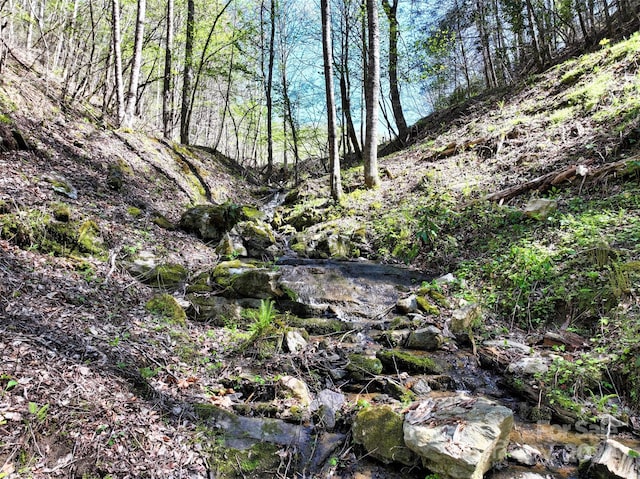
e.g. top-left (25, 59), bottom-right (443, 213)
top-left (403, 393), bottom-right (514, 479)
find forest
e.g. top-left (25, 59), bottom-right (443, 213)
top-left (1, 0), bottom-right (636, 181)
top-left (2, 0), bottom-right (640, 478)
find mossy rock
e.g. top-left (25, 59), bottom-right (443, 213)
top-left (77, 220), bottom-right (105, 254)
top-left (416, 295), bottom-right (440, 315)
top-left (146, 293), bottom-right (187, 326)
top-left (418, 286), bottom-right (450, 308)
top-left (377, 349), bottom-right (443, 374)
top-left (144, 263), bottom-right (189, 290)
top-left (51, 202), bottom-right (71, 222)
top-left (346, 353), bottom-right (383, 381)
top-left (127, 206), bottom-right (143, 218)
top-left (179, 202), bottom-right (261, 242)
top-left (151, 213), bottom-right (176, 230)
top-left (106, 163), bottom-right (125, 190)
top-left (42, 172), bottom-right (78, 199)
top-left (285, 316), bottom-right (347, 335)
top-left (352, 405), bottom-right (416, 466)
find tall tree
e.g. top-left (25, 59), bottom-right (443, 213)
top-left (265, 0), bottom-right (276, 177)
top-left (162, 0), bottom-right (174, 138)
top-left (363, 0), bottom-right (380, 188)
top-left (123, 0), bottom-right (146, 127)
top-left (321, 0), bottom-right (341, 200)
top-left (381, 0), bottom-right (408, 141)
top-left (179, 0), bottom-right (194, 144)
top-left (111, 0), bottom-right (125, 126)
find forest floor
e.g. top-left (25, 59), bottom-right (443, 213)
top-left (1, 32), bottom-right (640, 479)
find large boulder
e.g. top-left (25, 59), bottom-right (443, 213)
top-left (179, 203), bottom-right (262, 242)
top-left (588, 439), bottom-right (640, 479)
top-left (403, 394), bottom-right (514, 479)
top-left (353, 405), bottom-right (416, 466)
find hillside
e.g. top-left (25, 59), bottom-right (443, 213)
top-left (2, 33), bottom-right (640, 479)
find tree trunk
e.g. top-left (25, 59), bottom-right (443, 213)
top-left (381, 0), bottom-right (408, 141)
top-left (111, 0), bottom-right (125, 126)
top-left (363, 0), bottom-right (380, 188)
top-left (265, 0), bottom-right (276, 177)
top-left (179, 0), bottom-right (194, 144)
top-left (123, 0), bottom-right (146, 128)
top-left (321, 0), bottom-right (342, 200)
top-left (162, 0), bottom-right (174, 138)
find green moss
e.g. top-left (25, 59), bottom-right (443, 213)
top-left (146, 293), bottom-right (187, 326)
top-left (144, 263), bottom-right (189, 290)
top-left (51, 202), bottom-right (71, 222)
top-left (127, 206), bottom-right (143, 218)
top-left (285, 316), bottom-right (346, 335)
top-left (416, 295), bottom-right (440, 315)
top-left (241, 206), bottom-right (265, 221)
top-left (352, 405), bottom-right (415, 465)
top-left (77, 220), bottom-right (104, 255)
top-left (346, 353), bottom-right (383, 381)
top-left (376, 350), bottom-right (442, 374)
top-left (151, 213), bottom-right (175, 230)
top-left (206, 440), bottom-right (283, 478)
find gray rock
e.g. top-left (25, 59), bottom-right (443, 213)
top-left (403, 394), bottom-right (514, 479)
top-left (187, 295), bottom-right (242, 324)
top-left (507, 357), bottom-right (550, 376)
top-left (310, 389), bottom-right (346, 430)
top-left (228, 268), bottom-right (282, 299)
top-left (509, 443), bottom-right (542, 466)
top-left (524, 198), bottom-right (557, 220)
top-left (397, 295), bottom-right (419, 314)
top-left (450, 303), bottom-right (482, 334)
top-left (405, 325), bottom-right (444, 351)
top-left (588, 439), bottom-right (640, 479)
top-left (278, 376), bottom-right (312, 407)
top-left (410, 378), bottom-right (432, 396)
top-left (285, 329), bottom-right (308, 353)
top-left (484, 339), bottom-right (533, 354)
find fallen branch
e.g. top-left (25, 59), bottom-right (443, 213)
top-left (482, 156), bottom-right (639, 203)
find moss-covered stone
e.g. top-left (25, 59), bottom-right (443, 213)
top-left (416, 295), bottom-right (440, 315)
top-left (285, 316), bottom-right (347, 335)
top-left (146, 293), bottom-right (187, 326)
top-left (51, 202), bottom-right (71, 222)
top-left (151, 213), bottom-right (176, 230)
top-left (346, 353), bottom-right (383, 381)
top-left (144, 263), bottom-right (189, 290)
top-left (106, 163), bottom-right (125, 190)
top-left (377, 349), bottom-right (443, 374)
top-left (77, 220), bottom-right (104, 254)
top-left (352, 405), bottom-right (416, 466)
top-left (127, 206), bottom-right (143, 218)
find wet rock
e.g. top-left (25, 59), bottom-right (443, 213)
top-left (346, 353), bottom-right (383, 381)
top-left (285, 329), bottom-right (308, 352)
top-left (410, 378), bottom-right (432, 396)
top-left (353, 405), bottom-right (416, 466)
top-left (278, 376), bottom-right (312, 407)
top-left (405, 325), bottom-right (444, 351)
top-left (228, 268), bottom-right (282, 299)
top-left (588, 439), bottom-right (640, 479)
top-left (397, 295), bottom-right (418, 314)
top-left (403, 394), bottom-right (514, 479)
top-left (194, 404), bottom-right (344, 472)
top-left (310, 389), bottom-right (346, 430)
top-left (508, 444), bottom-right (542, 466)
top-left (377, 349), bottom-right (443, 375)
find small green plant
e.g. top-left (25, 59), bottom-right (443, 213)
top-left (246, 299), bottom-right (277, 339)
top-left (28, 402), bottom-right (49, 423)
top-left (139, 366), bottom-right (160, 379)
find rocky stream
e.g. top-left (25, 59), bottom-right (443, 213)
top-left (120, 190), bottom-right (640, 479)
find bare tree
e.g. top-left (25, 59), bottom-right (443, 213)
top-left (162, 0), bottom-right (174, 138)
top-left (111, 0), bottom-right (125, 125)
top-left (321, 0), bottom-right (342, 200)
top-left (363, 0), bottom-right (380, 188)
top-left (123, 0), bottom-right (146, 127)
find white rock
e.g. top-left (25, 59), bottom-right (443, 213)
top-left (403, 394), bottom-right (514, 479)
top-left (589, 439), bottom-right (640, 479)
top-left (507, 357), bottom-right (550, 376)
top-left (278, 376), bottom-right (311, 407)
